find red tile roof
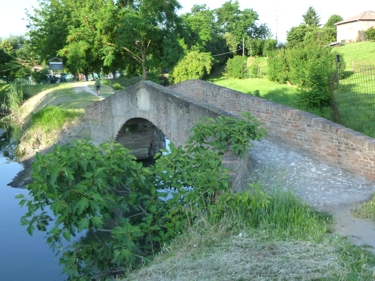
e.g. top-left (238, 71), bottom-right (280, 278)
top-left (335, 11), bottom-right (375, 25)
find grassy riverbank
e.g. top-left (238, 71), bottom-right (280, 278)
top-left (1, 81), bottom-right (115, 158)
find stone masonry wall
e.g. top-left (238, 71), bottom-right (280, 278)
top-left (170, 79), bottom-right (375, 181)
top-left (85, 81), bottom-right (250, 190)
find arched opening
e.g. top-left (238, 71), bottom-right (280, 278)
top-left (115, 118), bottom-right (166, 163)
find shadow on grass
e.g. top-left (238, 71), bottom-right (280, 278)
top-left (261, 88), bottom-right (298, 108)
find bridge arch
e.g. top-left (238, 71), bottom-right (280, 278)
top-left (85, 81), bottom-right (234, 148)
top-left (115, 118), bottom-right (165, 160)
top-left (84, 81), bottom-right (249, 191)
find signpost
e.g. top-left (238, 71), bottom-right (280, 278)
top-left (48, 57), bottom-right (63, 70)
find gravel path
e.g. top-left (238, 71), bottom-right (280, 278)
top-left (248, 137), bottom-right (375, 254)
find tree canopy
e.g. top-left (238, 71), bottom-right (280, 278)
top-left (302, 6), bottom-right (321, 27)
top-left (20, 0), bottom-right (272, 82)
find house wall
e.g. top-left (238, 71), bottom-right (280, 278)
top-left (337, 21), bottom-right (375, 42)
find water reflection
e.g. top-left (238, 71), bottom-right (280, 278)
top-left (0, 127), bottom-right (66, 281)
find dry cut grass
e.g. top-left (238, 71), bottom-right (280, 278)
top-left (124, 220), bottom-right (346, 281)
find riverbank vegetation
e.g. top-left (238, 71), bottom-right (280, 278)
top-left (1, 81), bottom-right (115, 158)
top-left (17, 114), bottom-right (269, 280)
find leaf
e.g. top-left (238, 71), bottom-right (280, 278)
top-left (78, 218), bottom-right (90, 232)
top-left (27, 225), bottom-right (34, 236)
top-left (63, 230), bottom-right (71, 242)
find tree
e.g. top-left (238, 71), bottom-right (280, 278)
top-left (25, 0), bottom-right (72, 63)
top-left (0, 48), bottom-right (14, 73)
top-left (302, 6), bottom-right (321, 27)
top-left (180, 4), bottom-right (229, 71)
top-left (324, 14), bottom-right (343, 27)
top-left (226, 55), bottom-right (247, 78)
top-left (171, 50), bottom-right (213, 83)
top-left (110, 0), bottom-right (182, 80)
top-left (18, 114), bottom-right (266, 279)
top-left (286, 24), bottom-right (310, 48)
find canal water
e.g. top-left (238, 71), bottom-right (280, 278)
top-left (0, 127), bottom-right (65, 281)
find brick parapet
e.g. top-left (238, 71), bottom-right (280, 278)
top-left (171, 79), bottom-right (375, 181)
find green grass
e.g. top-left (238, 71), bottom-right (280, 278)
top-left (30, 106), bottom-right (83, 134)
top-left (210, 77), bottom-right (298, 107)
top-left (336, 41), bottom-right (375, 68)
top-left (1, 81), bottom-right (115, 157)
top-left (353, 196), bottom-right (375, 222)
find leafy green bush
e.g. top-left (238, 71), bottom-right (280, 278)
top-left (267, 49), bottom-right (289, 83)
top-left (226, 56), bottom-right (248, 79)
top-left (268, 44), bottom-right (346, 113)
top-left (171, 51), bottom-right (213, 83)
top-left (365, 26), bottom-right (375, 41)
top-left (3, 79), bottom-right (26, 111)
top-left (112, 83), bottom-right (125, 90)
top-left (250, 59), bottom-right (260, 78)
top-left (18, 113), bottom-right (266, 279)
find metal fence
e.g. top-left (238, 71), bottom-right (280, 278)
top-left (334, 64), bottom-right (375, 138)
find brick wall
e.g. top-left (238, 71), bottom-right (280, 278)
top-left (170, 79), bottom-right (375, 181)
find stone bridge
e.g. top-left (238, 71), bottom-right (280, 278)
top-left (85, 79), bottom-right (375, 188)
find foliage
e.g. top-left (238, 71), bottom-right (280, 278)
top-left (3, 80), bottom-right (25, 112)
top-left (352, 196), bottom-right (375, 222)
top-left (263, 39), bottom-right (278, 57)
top-left (302, 6), bottom-right (321, 27)
top-left (267, 49), bottom-right (289, 84)
top-left (246, 38), bottom-right (264, 56)
top-left (171, 51), bottom-right (213, 83)
top-left (286, 24), bottom-right (311, 48)
top-left (216, 0), bottom-right (269, 42)
top-left (30, 67), bottom-right (50, 84)
top-left (249, 57), bottom-right (263, 78)
top-left (365, 27), bottom-right (375, 42)
top-left (226, 56), bottom-right (248, 79)
top-left (271, 44), bottom-right (344, 112)
top-left (324, 14), bottom-right (343, 28)
top-left (18, 113), bottom-right (266, 279)
top-left (112, 83), bottom-right (125, 90)
top-left (287, 10), bottom-right (339, 47)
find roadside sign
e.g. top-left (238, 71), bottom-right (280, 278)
top-left (49, 57), bottom-right (64, 70)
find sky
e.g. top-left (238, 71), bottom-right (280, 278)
top-left (0, 0), bottom-right (374, 43)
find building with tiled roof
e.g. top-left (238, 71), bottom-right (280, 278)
top-left (335, 11), bottom-right (375, 42)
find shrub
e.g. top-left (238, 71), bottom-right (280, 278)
top-left (226, 56), bottom-right (248, 79)
top-left (18, 113), bottom-right (266, 280)
top-left (267, 49), bottom-right (289, 83)
top-left (112, 83), bottom-right (124, 90)
top-left (365, 26), bottom-right (375, 41)
top-left (171, 51), bottom-right (213, 83)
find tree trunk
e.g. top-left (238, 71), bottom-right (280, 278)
top-left (141, 49), bottom-right (147, 80)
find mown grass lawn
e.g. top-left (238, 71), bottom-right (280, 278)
top-left (210, 77), bottom-right (299, 108)
top-left (336, 41), bottom-right (375, 68)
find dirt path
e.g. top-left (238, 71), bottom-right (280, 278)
top-left (249, 137), bottom-right (375, 256)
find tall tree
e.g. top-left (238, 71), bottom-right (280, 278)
top-left (302, 6), bottom-right (321, 27)
top-left (104, 0), bottom-right (182, 80)
top-left (25, 0), bottom-right (72, 63)
top-left (324, 14), bottom-right (343, 27)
